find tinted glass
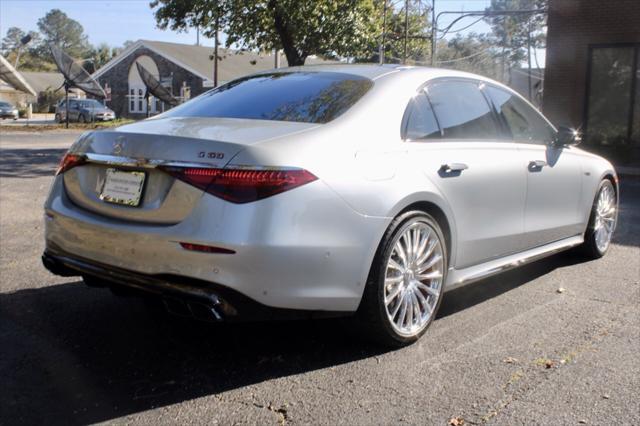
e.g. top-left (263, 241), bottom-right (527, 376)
top-left (80, 100), bottom-right (102, 108)
top-left (426, 81), bottom-right (499, 139)
top-left (164, 72), bottom-right (373, 124)
top-left (403, 91), bottom-right (440, 140)
top-left (0, 102), bottom-right (10, 107)
top-left (486, 86), bottom-right (555, 143)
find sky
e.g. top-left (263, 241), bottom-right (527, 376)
top-left (0, 0), bottom-right (544, 66)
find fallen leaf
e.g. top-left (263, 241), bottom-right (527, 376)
top-left (449, 416), bottom-right (465, 426)
top-left (503, 357), bottom-right (519, 364)
top-left (557, 287), bottom-right (565, 294)
top-left (602, 394), bottom-right (610, 399)
top-left (579, 420), bottom-right (587, 424)
top-left (545, 360), bottom-right (555, 369)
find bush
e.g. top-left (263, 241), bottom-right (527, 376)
top-left (36, 88), bottom-right (64, 113)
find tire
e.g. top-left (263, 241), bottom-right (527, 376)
top-left (78, 114), bottom-right (86, 123)
top-left (358, 210), bottom-right (448, 347)
top-left (54, 114), bottom-right (61, 123)
top-left (579, 179), bottom-right (617, 259)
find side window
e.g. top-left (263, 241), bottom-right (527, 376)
top-left (426, 81), bottom-right (500, 139)
top-left (485, 86), bottom-right (555, 143)
top-left (403, 91), bottom-right (441, 140)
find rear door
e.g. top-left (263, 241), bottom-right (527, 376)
top-left (405, 79), bottom-right (527, 269)
top-left (484, 85), bottom-right (583, 248)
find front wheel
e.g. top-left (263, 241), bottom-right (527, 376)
top-left (579, 179), bottom-right (617, 259)
top-left (359, 211), bottom-right (447, 347)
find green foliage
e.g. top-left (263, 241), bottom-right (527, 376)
top-left (36, 9), bottom-right (91, 58)
top-left (484, 0), bottom-right (547, 69)
top-left (378, 1), bottom-right (431, 64)
top-left (36, 87), bottom-right (64, 113)
top-left (435, 33), bottom-right (502, 80)
top-left (151, 0), bottom-right (380, 65)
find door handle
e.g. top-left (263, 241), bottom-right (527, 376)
top-left (528, 160), bottom-right (547, 169)
top-left (440, 163), bottom-right (469, 173)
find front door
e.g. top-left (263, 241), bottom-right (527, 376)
top-left (484, 85), bottom-right (583, 248)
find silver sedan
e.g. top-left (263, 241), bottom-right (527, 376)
top-left (43, 65), bottom-right (618, 346)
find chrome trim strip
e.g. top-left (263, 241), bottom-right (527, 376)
top-left (444, 235), bottom-right (584, 291)
top-left (84, 153), bottom-right (220, 169)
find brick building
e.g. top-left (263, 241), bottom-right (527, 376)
top-left (542, 0), bottom-right (640, 167)
top-left (92, 40), bottom-right (328, 120)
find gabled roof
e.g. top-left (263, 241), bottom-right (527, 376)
top-left (92, 39), bottom-right (333, 84)
top-left (0, 55), bottom-right (36, 96)
top-left (21, 71), bottom-right (65, 93)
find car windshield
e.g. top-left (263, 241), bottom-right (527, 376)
top-left (163, 72), bottom-right (374, 124)
top-left (0, 102), bottom-right (11, 108)
top-left (80, 100), bottom-right (103, 108)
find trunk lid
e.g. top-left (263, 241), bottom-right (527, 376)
top-left (63, 117), bottom-right (318, 224)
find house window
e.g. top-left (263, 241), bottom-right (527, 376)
top-left (129, 88), bottom-right (135, 112)
top-left (585, 44), bottom-right (640, 165)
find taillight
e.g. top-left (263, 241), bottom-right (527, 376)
top-left (160, 166), bottom-right (318, 203)
top-left (56, 153), bottom-right (85, 176)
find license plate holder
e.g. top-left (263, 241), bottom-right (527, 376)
top-left (100, 168), bottom-right (146, 207)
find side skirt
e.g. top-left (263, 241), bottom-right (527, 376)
top-left (444, 235), bottom-right (584, 292)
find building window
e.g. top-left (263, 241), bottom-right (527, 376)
top-left (585, 44), bottom-right (640, 165)
top-left (129, 88), bottom-right (135, 112)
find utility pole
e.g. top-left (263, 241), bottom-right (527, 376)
top-left (274, 49), bottom-right (280, 68)
top-left (527, 18), bottom-right (533, 101)
top-left (430, 0), bottom-right (436, 65)
top-left (379, 0), bottom-right (388, 65)
top-left (213, 13), bottom-right (219, 87)
top-left (403, 0), bottom-right (409, 64)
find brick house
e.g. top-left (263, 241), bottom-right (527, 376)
top-left (542, 0), bottom-right (640, 167)
top-left (92, 40), bottom-right (326, 120)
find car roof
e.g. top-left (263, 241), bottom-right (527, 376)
top-left (259, 63), bottom-right (502, 84)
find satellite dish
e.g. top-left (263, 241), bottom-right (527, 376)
top-left (136, 62), bottom-right (179, 110)
top-left (50, 45), bottom-right (107, 127)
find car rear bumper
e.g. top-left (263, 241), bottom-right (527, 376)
top-left (44, 175), bottom-right (390, 313)
top-left (42, 249), bottom-right (347, 322)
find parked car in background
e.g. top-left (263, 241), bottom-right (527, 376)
top-left (0, 101), bottom-right (19, 120)
top-left (43, 65), bottom-right (618, 347)
top-left (55, 99), bottom-right (115, 123)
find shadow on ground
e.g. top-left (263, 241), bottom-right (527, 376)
top-left (0, 251), bottom-right (593, 425)
top-left (0, 148), bottom-right (65, 178)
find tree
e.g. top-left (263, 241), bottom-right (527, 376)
top-left (151, 0), bottom-right (381, 66)
top-left (84, 43), bottom-right (116, 73)
top-left (435, 33), bottom-right (502, 81)
top-left (36, 9), bottom-right (91, 58)
top-left (1, 27), bottom-right (53, 71)
top-left (484, 0), bottom-right (547, 78)
top-left (373, 1), bottom-right (431, 64)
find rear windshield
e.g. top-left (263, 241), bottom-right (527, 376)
top-left (164, 72), bottom-right (373, 124)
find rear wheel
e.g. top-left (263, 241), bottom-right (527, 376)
top-left (579, 179), bottom-right (617, 259)
top-left (78, 114), bottom-right (86, 123)
top-left (359, 211), bottom-right (447, 347)
top-left (54, 113), bottom-right (61, 123)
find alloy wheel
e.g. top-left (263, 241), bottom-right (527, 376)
top-left (594, 184), bottom-right (616, 253)
top-left (384, 221), bottom-right (444, 337)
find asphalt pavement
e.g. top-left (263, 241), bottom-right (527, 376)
top-left (1, 130), bottom-right (638, 425)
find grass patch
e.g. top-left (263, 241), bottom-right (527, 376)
top-left (1, 118), bottom-right (135, 132)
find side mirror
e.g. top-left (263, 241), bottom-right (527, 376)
top-left (553, 126), bottom-right (581, 147)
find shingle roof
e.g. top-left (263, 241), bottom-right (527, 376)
top-left (92, 39), bottom-right (334, 83)
top-left (20, 71), bottom-right (65, 94)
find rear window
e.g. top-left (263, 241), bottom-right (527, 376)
top-left (164, 72), bottom-right (373, 124)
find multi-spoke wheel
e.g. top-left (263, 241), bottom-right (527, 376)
top-left (580, 179), bottom-right (617, 259)
top-left (359, 211), bottom-right (447, 346)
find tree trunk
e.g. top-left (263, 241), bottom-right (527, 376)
top-left (269, 0), bottom-right (306, 66)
